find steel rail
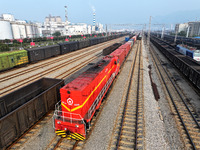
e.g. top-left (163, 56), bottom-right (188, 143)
top-left (149, 43), bottom-right (197, 150)
top-left (116, 41), bottom-right (140, 149)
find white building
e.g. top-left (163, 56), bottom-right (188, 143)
top-left (87, 25), bottom-right (92, 34)
top-left (0, 20), bottom-right (13, 40)
top-left (175, 22), bottom-right (200, 37)
top-left (175, 23), bottom-right (188, 33)
top-left (96, 23), bottom-right (104, 33)
top-left (0, 13), bottom-right (40, 40)
top-left (0, 13), bottom-right (105, 39)
top-left (66, 23), bottom-right (88, 35)
top-left (38, 15), bottom-right (66, 37)
top-left (2, 14), bottom-right (15, 22)
top-left (39, 14), bottom-right (105, 37)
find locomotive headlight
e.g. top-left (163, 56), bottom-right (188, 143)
top-left (75, 125), bottom-right (79, 128)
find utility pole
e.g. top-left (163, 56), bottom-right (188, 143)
top-left (141, 24), bottom-right (145, 37)
top-left (147, 16), bottom-right (151, 51)
top-left (161, 24), bottom-right (165, 39)
top-left (110, 24), bottom-right (112, 35)
top-left (174, 25), bottom-right (178, 43)
top-left (143, 24), bottom-right (146, 37)
top-left (106, 24), bottom-right (108, 36)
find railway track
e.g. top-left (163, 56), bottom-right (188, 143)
top-left (109, 40), bottom-right (145, 150)
top-left (46, 137), bottom-right (79, 150)
top-left (151, 36), bottom-right (200, 69)
top-left (150, 43), bottom-right (200, 149)
top-left (7, 66), bottom-right (114, 150)
top-left (6, 111), bottom-right (54, 150)
top-left (47, 89), bottom-right (111, 150)
top-left (0, 52), bottom-right (101, 96)
top-left (3, 36), bottom-right (130, 149)
top-left (0, 37), bottom-right (124, 96)
top-left (0, 38), bottom-right (123, 82)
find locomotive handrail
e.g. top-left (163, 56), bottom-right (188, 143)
top-left (53, 102), bottom-right (85, 126)
top-left (87, 73), bottom-right (116, 119)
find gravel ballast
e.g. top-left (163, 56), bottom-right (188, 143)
top-left (83, 40), bottom-right (180, 150)
top-left (11, 38), bottom-right (196, 149)
top-left (83, 42), bottom-right (139, 150)
top-left (142, 40), bottom-right (171, 149)
top-left (0, 37), bottom-right (125, 96)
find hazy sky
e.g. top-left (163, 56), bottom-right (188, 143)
top-left (1, 0), bottom-right (200, 26)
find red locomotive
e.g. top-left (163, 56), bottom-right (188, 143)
top-left (53, 35), bottom-right (137, 140)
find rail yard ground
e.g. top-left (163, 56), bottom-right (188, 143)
top-left (1, 36), bottom-right (200, 149)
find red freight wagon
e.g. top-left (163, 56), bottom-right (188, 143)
top-left (119, 42), bottom-right (131, 56)
top-left (54, 56), bottom-right (118, 140)
top-left (110, 48), bottom-right (126, 67)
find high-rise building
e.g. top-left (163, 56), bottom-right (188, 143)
top-left (188, 22), bottom-right (200, 37)
top-left (175, 23), bottom-right (188, 33)
top-left (175, 22), bottom-right (200, 37)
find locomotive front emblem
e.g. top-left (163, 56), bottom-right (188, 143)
top-left (67, 98), bottom-right (73, 105)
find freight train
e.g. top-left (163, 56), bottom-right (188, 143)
top-left (176, 44), bottom-right (200, 61)
top-left (53, 35), bottom-right (137, 140)
top-left (0, 34), bottom-right (127, 72)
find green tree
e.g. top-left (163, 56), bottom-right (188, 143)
top-left (13, 40), bottom-right (18, 44)
top-left (52, 31), bottom-right (61, 37)
top-left (0, 43), bottom-right (10, 52)
top-left (178, 31), bottom-right (186, 36)
top-left (4, 39), bottom-right (11, 43)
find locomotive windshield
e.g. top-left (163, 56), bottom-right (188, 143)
top-left (194, 50), bottom-right (200, 57)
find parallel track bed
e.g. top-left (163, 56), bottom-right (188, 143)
top-left (150, 43), bottom-right (200, 149)
top-left (0, 37), bottom-right (124, 96)
top-left (150, 36), bottom-right (200, 90)
top-left (109, 41), bottom-right (145, 150)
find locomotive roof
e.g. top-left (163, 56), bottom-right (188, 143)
top-left (63, 58), bottom-right (111, 91)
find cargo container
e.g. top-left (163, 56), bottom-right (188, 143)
top-left (110, 48), bottom-right (126, 66)
top-left (119, 42), bottom-right (131, 56)
top-left (0, 78), bottom-right (64, 149)
top-left (0, 50), bottom-right (28, 71)
top-left (26, 47), bottom-right (45, 62)
top-left (89, 38), bottom-right (101, 45)
top-left (26, 45), bottom-right (60, 62)
top-left (69, 41), bottom-right (79, 52)
top-left (59, 41), bottom-right (79, 54)
top-left (102, 43), bottom-right (122, 56)
top-left (125, 37), bottom-right (129, 42)
top-left (79, 40), bottom-right (90, 49)
top-left (43, 45), bottom-right (60, 58)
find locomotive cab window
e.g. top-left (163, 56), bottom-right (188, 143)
top-left (194, 52), bottom-right (200, 57)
